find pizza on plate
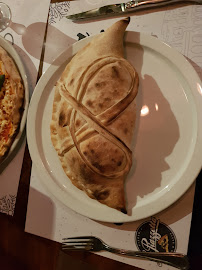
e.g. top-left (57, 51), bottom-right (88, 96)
top-left (50, 18), bottom-right (139, 213)
top-left (0, 46), bottom-right (24, 162)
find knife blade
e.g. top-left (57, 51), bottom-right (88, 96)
top-left (66, 0), bottom-right (202, 21)
top-left (66, 3), bottom-right (125, 21)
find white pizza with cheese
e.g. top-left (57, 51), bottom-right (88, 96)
top-left (0, 46), bottom-right (24, 162)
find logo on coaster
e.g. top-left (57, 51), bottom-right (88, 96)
top-left (135, 216), bottom-right (177, 253)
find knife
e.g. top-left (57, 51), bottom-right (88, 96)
top-left (66, 0), bottom-right (202, 21)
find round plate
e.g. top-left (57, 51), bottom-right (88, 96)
top-left (27, 31), bottom-right (202, 223)
top-left (0, 36), bottom-right (29, 168)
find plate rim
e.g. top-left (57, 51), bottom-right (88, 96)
top-left (0, 36), bottom-right (29, 168)
top-left (27, 31), bottom-right (202, 223)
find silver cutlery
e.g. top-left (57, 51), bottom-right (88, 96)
top-left (62, 236), bottom-right (189, 270)
top-left (66, 0), bottom-right (202, 21)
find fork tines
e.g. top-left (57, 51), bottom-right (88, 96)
top-left (63, 236), bottom-right (95, 240)
top-left (62, 237), bottom-right (93, 251)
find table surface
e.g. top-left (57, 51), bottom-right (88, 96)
top-left (0, 1), bottom-right (202, 269)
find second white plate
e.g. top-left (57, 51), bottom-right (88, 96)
top-left (27, 31), bottom-right (202, 223)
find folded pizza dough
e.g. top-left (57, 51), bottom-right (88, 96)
top-left (50, 18), bottom-right (139, 213)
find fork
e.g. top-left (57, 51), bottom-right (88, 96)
top-left (62, 236), bottom-right (189, 270)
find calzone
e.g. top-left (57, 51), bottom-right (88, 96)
top-left (50, 18), bottom-right (139, 213)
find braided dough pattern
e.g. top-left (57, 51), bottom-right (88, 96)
top-left (58, 56), bottom-right (138, 179)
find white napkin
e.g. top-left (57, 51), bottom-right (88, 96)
top-left (26, 1), bottom-right (202, 269)
top-left (0, 0), bottom-right (50, 215)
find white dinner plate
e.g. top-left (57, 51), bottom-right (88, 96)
top-left (0, 36), bottom-right (29, 168)
top-left (27, 31), bottom-right (202, 223)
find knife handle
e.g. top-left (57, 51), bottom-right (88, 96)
top-left (124, 0), bottom-right (201, 12)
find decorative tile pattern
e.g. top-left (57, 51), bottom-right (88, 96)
top-left (0, 194), bottom-right (16, 216)
top-left (49, 2), bottom-right (70, 24)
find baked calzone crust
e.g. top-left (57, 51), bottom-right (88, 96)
top-left (50, 18), bottom-right (139, 213)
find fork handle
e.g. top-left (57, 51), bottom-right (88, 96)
top-left (105, 246), bottom-right (189, 270)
